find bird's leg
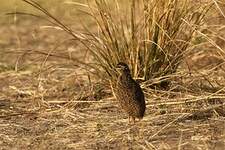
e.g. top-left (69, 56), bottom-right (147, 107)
top-left (129, 116), bottom-right (135, 124)
top-left (128, 116), bottom-right (135, 124)
top-left (128, 115), bottom-right (131, 123)
top-left (133, 117), bottom-right (136, 124)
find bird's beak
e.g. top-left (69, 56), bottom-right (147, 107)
top-left (115, 66), bottom-right (122, 70)
top-left (115, 64), bottom-right (120, 69)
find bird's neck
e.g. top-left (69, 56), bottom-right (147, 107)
top-left (119, 71), bottom-right (133, 84)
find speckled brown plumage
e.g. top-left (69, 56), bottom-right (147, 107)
top-left (114, 62), bottom-right (146, 123)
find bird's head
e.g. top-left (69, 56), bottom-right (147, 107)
top-left (116, 62), bottom-right (131, 74)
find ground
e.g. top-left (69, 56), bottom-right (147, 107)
top-left (0, 1), bottom-right (225, 150)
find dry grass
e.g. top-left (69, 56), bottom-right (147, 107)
top-left (69, 0), bottom-right (212, 86)
top-left (0, 0), bottom-right (225, 149)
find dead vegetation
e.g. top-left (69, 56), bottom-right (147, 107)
top-left (0, 0), bottom-right (225, 149)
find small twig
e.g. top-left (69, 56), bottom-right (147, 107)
top-left (47, 100), bottom-right (105, 104)
top-left (178, 130), bottom-right (183, 150)
top-left (149, 114), bottom-right (188, 139)
top-left (0, 112), bottom-right (38, 118)
top-left (177, 103), bottom-right (225, 121)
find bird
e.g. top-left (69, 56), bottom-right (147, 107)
top-left (113, 62), bottom-right (146, 123)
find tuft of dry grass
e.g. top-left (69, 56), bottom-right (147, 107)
top-left (76, 0), bottom-right (212, 86)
